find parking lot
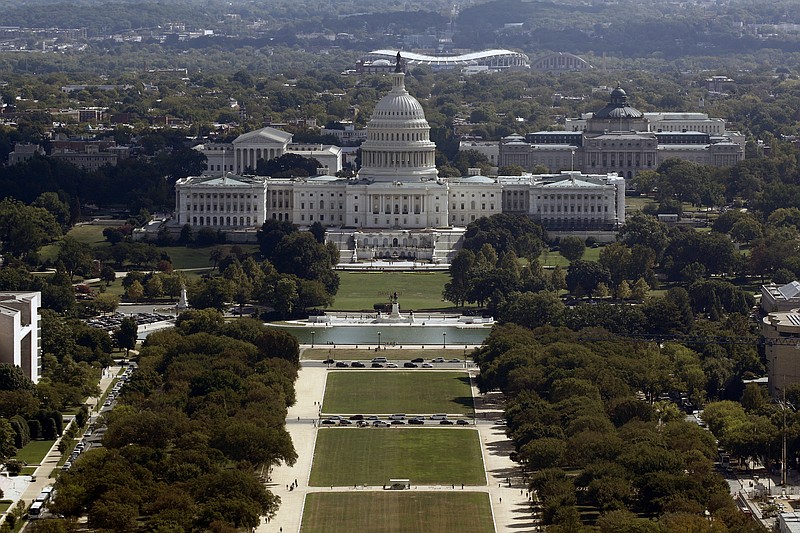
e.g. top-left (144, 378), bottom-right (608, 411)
top-left (84, 311), bottom-right (175, 332)
top-left (319, 413), bottom-right (474, 427)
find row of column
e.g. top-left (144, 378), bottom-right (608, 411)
top-left (236, 147), bottom-right (281, 172)
top-left (537, 193), bottom-right (613, 218)
top-left (363, 150), bottom-right (434, 168)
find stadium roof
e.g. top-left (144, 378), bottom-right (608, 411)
top-left (365, 49), bottom-right (529, 68)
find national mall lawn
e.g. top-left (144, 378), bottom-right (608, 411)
top-left (301, 492), bottom-right (494, 533)
top-left (309, 428), bottom-right (485, 486)
top-left (321, 371), bottom-right (474, 415)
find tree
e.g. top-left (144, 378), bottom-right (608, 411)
top-left (616, 280), bottom-right (632, 300)
top-left (443, 249), bottom-right (475, 307)
top-left (558, 236), bottom-right (586, 262)
top-left (257, 219), bottom-right (296, 259)
top-left (620, 212), bottom-right (668, 261)
top-left (599, 242), bottom-right (632, 289)
top-left (566, 260), bottom-right (612, 296)
top-left (500, 291), bottom-right (564, 329)
top-left (0, 365), bottom-right (34, 392)
top-left (730, 217), bottom-right (763, 243)
top-left (0, 419), bottom-right (16, 461)
top-left (115, 318), bottom-right (138, 357)
top-left (0, 198), bottom-right (62, 258)
top-left (256, 153), bottom-right (321, 177)
top-left (309, 221), bottom-right (326, 243)
top-left (144, 276), bottom-right (163, 299)
top-left (179, 224), bottom-right (193, 245)
top-left (33, 191), bottom-right (71, 230)
top-left (94, 293), bottom-right (120, 315)
top-left (631, 278), bottom-right (650, 300)
top-left (100, 265), bottom-right (117, 286)
top-left (125, 280), bottom-right (144, 302)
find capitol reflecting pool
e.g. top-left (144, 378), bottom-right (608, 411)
top-left (265, 324), bottom-right (490, 346)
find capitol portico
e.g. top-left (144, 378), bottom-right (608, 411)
top-left (169, 55), bottom-right (626, 263)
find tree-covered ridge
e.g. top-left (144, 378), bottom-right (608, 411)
top-left (474, 325), bottom-right (764, 532)
top-left (50, 314), bottom-right (298, 531)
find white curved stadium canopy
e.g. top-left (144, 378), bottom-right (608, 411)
top-left (365, 49), bottom-right (530, 69)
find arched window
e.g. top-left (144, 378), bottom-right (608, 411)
top-left (320, 200), bottom-right (324, 209)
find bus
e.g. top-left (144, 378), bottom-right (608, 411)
top-left (29, 501), bottom-right (44, 518)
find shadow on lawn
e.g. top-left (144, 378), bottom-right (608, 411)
top-left (453, 395), bottom-right (475, 409)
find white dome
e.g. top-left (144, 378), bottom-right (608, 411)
top-left (358, 71), bottom-right (438, 183)
top-left (372, 90), bottom-right (426, 120)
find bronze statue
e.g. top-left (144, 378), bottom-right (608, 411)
top-left (395, 52), bottom-right (403, 73)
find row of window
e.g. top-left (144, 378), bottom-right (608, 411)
top-left (192, 216), bottom-right (257, 226)
top-left (538, 205), bottom-right (610, 213)
top-left (189, 204), bottom-right (257, 212)
top-left (452, 202), bottom-right (496, 210)
top-left (298, 214), bottom-right (344, 223)
top-left (191, 193), bottom-right (254, 199)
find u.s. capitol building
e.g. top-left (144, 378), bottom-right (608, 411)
top-left (172, 58), bottom-right (625, 263)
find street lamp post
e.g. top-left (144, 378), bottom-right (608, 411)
top-left (442, 331), bottom-right (447, 348)
top-left (378, 331), bottom-right (381, 350)
top-left (311, 330), bottom-right (315, 348)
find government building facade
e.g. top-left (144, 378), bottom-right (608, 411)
top-left (170, 60), bottom-right (625, 263)
top-left (498, 84), bottom-right (744, 179)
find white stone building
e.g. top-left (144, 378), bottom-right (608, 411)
top-left (194, 127), bottom-right (342, 176)
top-left (0, 292), bottom-right (41, 384)
top-left (171, 60), bottom-right (625, 260)
top-left (503, 85), bottom-right (744, 179)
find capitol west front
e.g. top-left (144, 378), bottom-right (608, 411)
top-left (173, 64), bottom-right (625, 263)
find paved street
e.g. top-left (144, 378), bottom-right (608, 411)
top-left (258, 347), bottom-right (535, 532)
top-left (2, 366), bottom-right (121, 529)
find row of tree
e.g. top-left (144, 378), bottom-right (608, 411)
top-left (48, 313), bottom-right (298, 531)
top-left (474, 324), bottom-right (763, 532)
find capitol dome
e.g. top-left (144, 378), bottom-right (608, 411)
top-left (358, 57), bottom-right (438, 183)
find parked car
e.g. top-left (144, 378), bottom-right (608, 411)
top-left (449, 358), bottom-right (461, 363)
top-left (403, 362), bottom-right (418, 368)
top-left (457, 419), bottom-right (470, 425)
top-left (323, 358), bottom-right (335, 364)
top-left (335, 361), bottom-right (349, 368)
top-left (349, 414), bottom-right (364, 420)
top-left (421, 363), bottom-right (433, 368)
top-left (391, 420), bottom-right (406, 425)
top-left (431, 357), bottom-right (445, 363)
top-left (373, 420), bottom-right (390, 427)
top-left (409, 417), bottom-right (425, 425)
top-left (411, 358), bottom-right (424, 363)
top-left (439, 419), bottom-right (455, 425)
top-left (367, 415), bottom-right (379, 420)
top-left (338, 419), bottom-right (353, 425)
top-left (389, 414), bottom-right (406, 420)
top-left (386, 363), bottom-right (398, 368)
top-left (352, 361), bottom-right (366, 368)
top-left (371, 363), bottom-right (384, 368)
top-left (321, 419), bottom-right (336, 425)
